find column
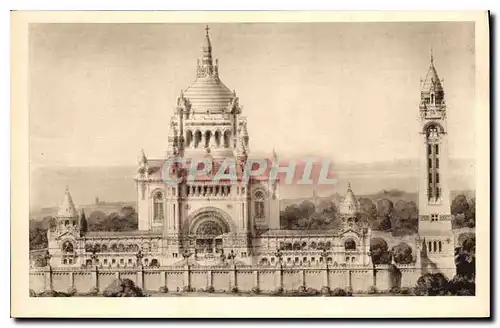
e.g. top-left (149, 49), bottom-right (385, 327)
top-left (115, 271), bottom-right (120, 280)
top-left (184, 264), bottom-right (190, 289)
top-left (160, 270), bottom-right (166, 288)
top-left (91, 266), bottom-right (98, 289)
top-left (253, 270), bottom-right (259, 289)
top-left (44, 266), bottom-right (52, 291)
top-left (323, 264), bottom-right (329, 288)
top-left (230, 264), bottom-right (237, 289)
top-left (207, 270), bottom-right (212, 288)
top-left (70, 271), bottom-right (75, 288)
top-left (275, 264), bottom-right (283, 289)
top-left (346, 269), bottom-right (352, 289)
top-left (137, 267), bottom-right (144, 289)
top-left (300, 269), bottom-right (305, 287)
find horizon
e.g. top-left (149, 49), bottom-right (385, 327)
top-left (30, 157), bottom-right (475, 211)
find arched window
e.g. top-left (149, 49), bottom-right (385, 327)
top-left (62, 241), bottom-right (74, 253)
top-left (214, 130), bottom-right (221, 147)
top-left (428, 241), bottom-right (432, 253)
top-left (438, 241), bottom-right (442, 253)
top-left (433, 241), bottom-right (437, 253)
top-left (431, 93), bottom-right (435, 104)
top-left (223, 130), bottom-right (231, 148)
top-left (150, 259), bottom-right (159, 267)
top-left (254, 190), bottom-right (265, 218)
top-left (185, 130), bottom-right (193, 148)
top-left (260, 258), bottom-right (269, 265)
top-left (94, 244), bottom-right (101, 253)
top-left (101, 244), bottom-right (108, 253)
top-left (153, 191), bottom-right (164, 222)
top-left (204, 130), bottom-right (212, 148)
top-left (194, 130), bottom-right (202, 148)
top-left (344, 239), bottom-right (356, 251)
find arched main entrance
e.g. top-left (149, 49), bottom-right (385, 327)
top-left (185, 207), bottom-right (234, 256)
top-left (194, 220), bottom-right (226, 254)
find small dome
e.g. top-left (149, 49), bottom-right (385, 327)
top-left (340, 183), bottom-right (360, 215)
top-left (58, 187), bottom-right (78, 218)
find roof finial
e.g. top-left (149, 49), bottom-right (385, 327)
top-left (347, 181), bottom-right (352, 191)
top-left (205, 25), bottom-right (210, 36)
top-left (430, 47), bottom-right (434, 64)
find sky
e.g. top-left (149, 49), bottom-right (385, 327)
top-left (29, 22), bottom-right (475, 167)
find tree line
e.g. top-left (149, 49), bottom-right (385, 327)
top-left (279, 193), bottom-right (475, 234)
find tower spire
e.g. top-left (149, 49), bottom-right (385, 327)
top-left (197, 25), bottom-right (217, 78)
top-left (430, 47), bottom-right (434, 64)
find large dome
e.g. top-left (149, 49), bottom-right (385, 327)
top-left (184, 76), bottom-right (235, 112)
top-left (183, 26), bottom-right (236, 113)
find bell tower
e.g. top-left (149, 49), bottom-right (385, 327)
top-left (418, 52), bottom-right (455, 279)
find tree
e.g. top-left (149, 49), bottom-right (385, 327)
top-left (391, 201), bottom-right (418, 236)
top-left (358, 197), bottom-right (377, 226)
top-left (280, 204), bottom-right (301, 229)
top-left (377, 198), bottom-right (394, 218)
top-left (369, 238), bottom-right (391, 264)
top-left (451, 194), bottom-right (469, 217)
top-left (316, 199), bottom-right (336, 215)
top-left (375, 198), bottom-right (393, 231)
top-left (298, 200), bottom-right (316, 219)
top-left (392, 242), bottom-right (413, 264)
top-left (414, 273), bottom-right (448, 296)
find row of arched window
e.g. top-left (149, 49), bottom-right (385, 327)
top-left (277, 239), bottom-right (357, 251)
top-left (428, 240), bottom-right (443, 253)
top-left (82, 258), bottom-right (160, 267)
top-left (185, 129), bottom-right (232, 149)
top-left (83, 242), bottom-right (159, 253)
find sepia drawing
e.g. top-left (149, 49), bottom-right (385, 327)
top-left (12, 12), bottom-right (489, 318)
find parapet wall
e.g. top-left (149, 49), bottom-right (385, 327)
top-left (29, 264), bottom-right (421, 294)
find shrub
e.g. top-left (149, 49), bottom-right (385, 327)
top-left (103, 279), bottom-right (144, 297)
top-left (331, 288), bottom-right (347, 296)
top-left (400, 287), bottom-right (411, 295)
top-left (159, 286), bottom-right (168, 293)
top-left (251, 286), bottom-right (260, 295)
top-left (320, 286), bottom-right (331, 295)
top-left (206, 285), bottom-right (215, 293)
top-left (37, 290), bottom-right (71, 297)
top-left (182, 285), bottom-right (191, 292)
top-left (89, 287), bottom-right (99, 296)
top-left (368, 286), bottom-right (378, 294)
top-left (67, 287), bottom-right (77, 296)
top-left (306, 287), bottom-right (319, 295)
top-left (272, 287), bottom-right (284, 296)
top-left (447, 275), bottom-right (475, 296)
top-left (29, 289), bottom-right (37, 297)
top-left (298, 285), bottom-right (307, 293)
top-left (345, 287), bottom-right (353, 296)
top-left (390, 286), bottom-right (400, 294)
top-left (231, 286), bottom-right (239, 294)
top-left (415, 273), bottom-right (448, 296)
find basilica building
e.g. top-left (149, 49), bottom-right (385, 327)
top-left (44, 27), bottom-right (456, 279)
